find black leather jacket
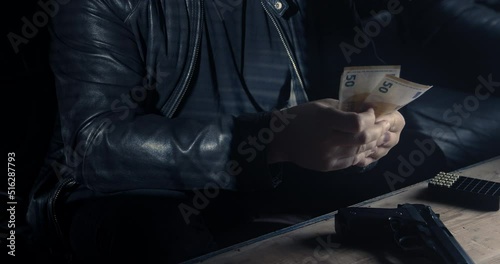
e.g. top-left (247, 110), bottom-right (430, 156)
top-left (29, 0), bottom-right (496, 258)
top-left (53, 0), bottom-right (308, 193)
top-left (27, 0), bottom-right (311, 256)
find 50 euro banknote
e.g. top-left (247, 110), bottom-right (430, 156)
top-left (363, 75), bottom-right (432, 117)
top-left (339, 65), bottom-right (401, 113)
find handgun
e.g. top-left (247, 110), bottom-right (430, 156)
top-left (335, 203), bottom-right (475, 264)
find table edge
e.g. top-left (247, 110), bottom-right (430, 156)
top-left (186, 156), bottom-right (500, 263)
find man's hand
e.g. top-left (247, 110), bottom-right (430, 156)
top-left (267, 99), bottom-right (405, 171)
top-left (371, 109), bottom-right (405, 162)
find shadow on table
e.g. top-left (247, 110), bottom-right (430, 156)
top-left (298, 233), bottom-right (435, 264)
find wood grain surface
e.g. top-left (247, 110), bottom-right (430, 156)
top-left (196, 157), bottom-right (500, 264)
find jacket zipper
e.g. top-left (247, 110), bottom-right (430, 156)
top-left (164, 0), bottom-right (205, 118)
top-left (261, 0), bottom-right (306, 92)
top-left (48, 177), bottom-right (76, 253)
top-left (46, 0), bottom-right (203, 254)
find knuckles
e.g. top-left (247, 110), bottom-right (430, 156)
top-left (356, 158), bottom-right (372, 167)
top-left (349, 113), bottom-right (365, 133)
top-left (355, 130), bottom-right (371, 144)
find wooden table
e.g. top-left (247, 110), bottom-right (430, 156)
top-left (191, 157), bottom-right (500, 264)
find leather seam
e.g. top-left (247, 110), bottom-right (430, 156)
top-left (80, 117), bottom-right (114, 190)
top-left (124, 0), bottom-right (149, 23)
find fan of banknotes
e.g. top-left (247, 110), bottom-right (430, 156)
top-left (339, 65), bottom-right (432, 117)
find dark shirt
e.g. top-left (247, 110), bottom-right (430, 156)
top-left (178, 0), bottom-right (305, 120)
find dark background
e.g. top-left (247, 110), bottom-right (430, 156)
top-left (2, 1), bottom-right (56, 261)
top-left (3, 2), bottom-right (56, 191)
top-left (2, 0), bottom-right (500, 262)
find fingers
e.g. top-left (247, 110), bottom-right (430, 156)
top-left (329, 147), bottom-right (377, 170)
top-left (376, 131), bottom-right (391, 147)
top-left (376, 111), bottom-right (405, 133)
top-left (337, 109), bottom-right (376, 133)
top-left (315, 99), bottom-right (386, 134)
top-left (318, 103), bottom-right (377, 134)
top-left (315, 101), bottom-right (388, 146)
top-left (330, 118), bottom-right (390, 146)
top-left (321, 106), bottom-right (391, 164)
top-left (331, 137), bottom-right (379, 158)
top-left (376, 130), bottom-right (401, 148)
top-left (282, 99), bottom-right (405, 172)
top-left (331, 111), bottom-right (405, 169)
top-left (354, 155), bottom-right (377, 167)
top-left (352, 119), bottom-right (389, 145)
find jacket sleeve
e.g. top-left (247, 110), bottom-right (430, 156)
top-left (51, 0), bottom-right (277, 193)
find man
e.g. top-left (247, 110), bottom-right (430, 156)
top-left (27, 0), bottom-right (406, 263)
